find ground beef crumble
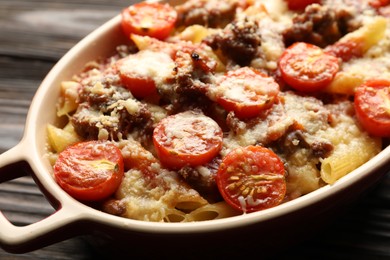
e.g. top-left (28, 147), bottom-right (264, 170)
top-left (283, 4), bottom-right (356, 48)
top-left (204, 17), bottom-right (261, 66)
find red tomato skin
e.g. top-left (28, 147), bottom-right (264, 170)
top-left (53, 141), bottom-right (124, 201)
top-left (115, 54), bottom-right (154, 98)
top-left (354, 80), bottom-right (390, 137)
top-left (286, 0), bottom-right (321, 10)
top-left (279, 42), bottom-right (339, 92)
top-left (324, 40), bottom-right (364, 62)
top-left (369, 0), bottom-right (390, 8)
top-left (153, 111), bottom-right (223, 170)
top-left (120, 72), bottom-right (157, 99)
top-left (121, 2), bottom-right (177, 40)
top-left (216, 146), bottom-right (286, 213)
top-left (116, 49), bottom-right (176, 99)
top-left (216, 67), bottom-right (280, 119)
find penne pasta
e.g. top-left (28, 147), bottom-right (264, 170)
top-left (319, 107), bottom-right (382, 184)
top-left (324, 16), bottom-right (388, 95)
top-left (185, 201), bottom-right (240, 221)
top-left (47, 123), bottom-right (81, 153)
top-left (56, 81), bottom-right (80, 117)
top-left (321, 140), bottom-right (381, 184)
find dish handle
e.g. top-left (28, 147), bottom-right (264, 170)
top-left (0, 142), bottom-right (82, 253)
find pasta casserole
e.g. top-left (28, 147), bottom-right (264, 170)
top-left (46, 0), bottom-right (389, 222)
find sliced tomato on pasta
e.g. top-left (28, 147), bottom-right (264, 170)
top-left (279, 42), bottom-right (339, 92)
top-left (116, 50), bottom-right (175, 98)
top-left (121, 2), bottom-right (177, 40)
top-left (369, 0), bottom-right (390, 8)
top-left (215, 67), bottom-right (280, 119)
top-left (121, 141), bottom-right (160, 179)
top-left (354, 79), bottom-right (390, 137)
top-left (53, 141), bottom-right (124, 201)
top-left (153, 111), bottom-right (223, 170)
top-left (216, 145), bottom-right (286, 213)
top-left (324, 39), bottom-right (365, 62)
top-left (285, 0), bottom-right (321, 10)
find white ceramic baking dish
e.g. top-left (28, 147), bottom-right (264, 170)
top-left (0, 4), bottom-right (389, 258)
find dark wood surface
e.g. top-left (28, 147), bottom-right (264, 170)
top-left (1, 1), bottom-right (390, 259)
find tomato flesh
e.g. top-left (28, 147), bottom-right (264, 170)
top-left (215, 67), bottom-right (280, 119)
top-left (116, 50), bottom-right (175, 99)
top-left (216, 145), bottom-right (286, 213)
top-left (53, 141), bottom-right (124, 201)
top-left (324, 40), bottom-right (364, 62)
top-left (286, 0), bottom-right (321, 10)
top-left (153, 111), bottom-right (223, 170)
top-left (121, 2), bottom-right (177, 40)
top-left (279, 42), bottom-right (339, 92)
top-left (369, 0), bottom-right (390, 8)
top-left (354, 79), bottom-right (390, 137)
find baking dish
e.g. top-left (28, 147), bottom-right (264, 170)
top-left (0, 2), bottom-right (390, 258)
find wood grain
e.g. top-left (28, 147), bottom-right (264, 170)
top-left (0, 1), bottom-right (131, 259)
top-left (1, 1), bottom-right (390, 259)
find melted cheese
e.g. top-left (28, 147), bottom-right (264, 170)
top-left (119, 50), bottom-right (175, 86)
top-left (52, 0), bottom-right (385, 221)
top-left (162, 111), bottom-right (222, 154)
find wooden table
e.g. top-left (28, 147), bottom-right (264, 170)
top-left (1, 1), bottom-right (390, 259)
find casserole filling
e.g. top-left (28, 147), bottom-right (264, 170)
top-left (47, 0), bottom-right (388, 221)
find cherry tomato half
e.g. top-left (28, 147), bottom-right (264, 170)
top-left (53, 141), bottom-right (124, 201)
top-left (216, 145), bottom-right (286, 213)
top-left (324, 39), bottom-right (364, 62)
top-left (369, 0), bottom-right (390, 16)
top-left (122, 140), bottom-right (160, 180)
top-left (285, 0), bottom-right (321, 10)
top-left (279, 42), bottom-right (339, 92)
top-left (215, 67), bottom-right (280, 119)
top-left (369, 0), bottom-right (390, 8)
top-left (354, 79), bottom-right (390, 137)
top-left (116, 50), bottom-right (175, 98)
top-left (121, 2), bottom-right (177, 40)
top-left (153, 111), bottom-right (223, 170)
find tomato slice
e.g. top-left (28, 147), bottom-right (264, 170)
top-left (354, 79), bottom-right (390, 137)
top-left (369, 0), bottom-right (390, 8)
top-left (279, 42), bottom-right (339, 92)
top-left (53, 141), bottom-right (124, 201)
top-left (121, 140), bottom-right (160, 180)
top-left (369, 0), bottom-right (390, 15)
top-left (216, 145), bottom-right (286, 213)
top-left (285, 0), bottom-right (321, 10)
top-left (214, 67), bottom-right (280, 119)
top-left (324, 40), bottom-right (364, 62)
top-left (121, 2), bottom-right (177, 40)
top-left (153, 111), bottom-right (223, 170)
top-left (116, 50), bottom-right (175, 98)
